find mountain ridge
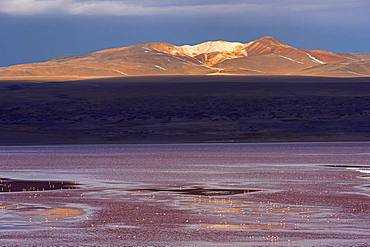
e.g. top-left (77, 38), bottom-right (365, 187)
top-left (0, 36), bottom-right (369, 80)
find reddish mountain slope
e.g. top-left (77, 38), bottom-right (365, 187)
top-left (0, 36), bottom-right (368, 80)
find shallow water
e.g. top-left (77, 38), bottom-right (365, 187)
top-left (0, 142), bottom-right (369, 246)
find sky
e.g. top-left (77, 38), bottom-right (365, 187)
top-left (0, 0), bottom-right (369, 66)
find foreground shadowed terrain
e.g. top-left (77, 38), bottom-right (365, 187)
top-left (0, 76), bottom-right (370, 145)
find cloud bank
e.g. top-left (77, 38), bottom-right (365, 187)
top-left (0, 0), bottom-right (368, 16)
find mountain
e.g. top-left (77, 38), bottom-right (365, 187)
top-left (0, 36), bottom-right (369, 80)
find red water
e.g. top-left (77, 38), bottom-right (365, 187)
top-left (0, 143), bottom-right (369, 246)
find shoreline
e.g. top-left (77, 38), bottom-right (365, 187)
top-left (2, 139), bottom-right (370, 148)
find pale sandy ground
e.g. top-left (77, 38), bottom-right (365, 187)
top-left (0, 142), bottom-right (369, 246)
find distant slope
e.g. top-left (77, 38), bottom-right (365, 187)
top-left (0, 36), bottom-right (369, 80)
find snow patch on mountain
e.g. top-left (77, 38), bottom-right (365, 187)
top-left (111, 69), bottom-right (128, 76)
top-left (278, 55), bottom-right (304, 64)
top-left (180, 41), bottom-right (245, 57)
top-left (306, 53), bottom-right (326, 65)
top-left (154, 65), bottom-right (167, 71)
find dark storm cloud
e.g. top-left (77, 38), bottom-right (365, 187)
top-left (0, 0), bottom-right (368, 17)
top-left (0, 0), bottom-right (369, 66)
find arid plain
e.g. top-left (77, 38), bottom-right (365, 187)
top-left (0, 76), bottom-right (370, 145)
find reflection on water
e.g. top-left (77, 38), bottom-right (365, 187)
top-left (0, 203), bottom-right (85, 231)
top-left (126, 184), bottom-right (361, 238)
top-left (18, 207), bottom-right (83, 220)
top-left (183, 198), bottom-right (303, 230)
top-left (0, 178), bottom-right (84, 232)
top-left (139, 189), bottom-right (370, 238)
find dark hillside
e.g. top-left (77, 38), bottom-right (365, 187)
top-left (0, 76), bottom-right (369, 145)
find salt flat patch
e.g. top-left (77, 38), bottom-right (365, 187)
top-left (130, 186), bottom-right (261, 196)
top-left (323, 164), bottom-right (370, 179)
top-left (104, 223), bottom-right (139, 229)
top-left (346, 167), bottom-right (370, 174)
top-left (0, 177), bottom-right (78, 193)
